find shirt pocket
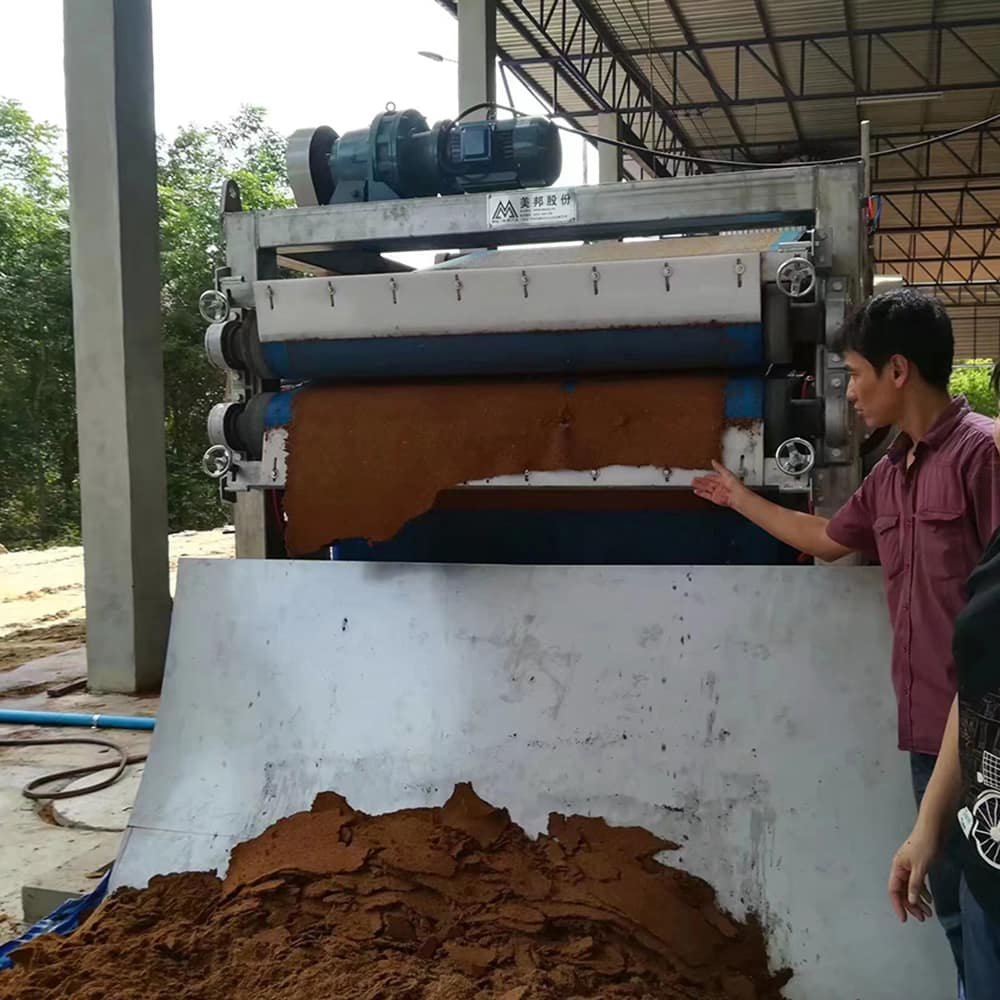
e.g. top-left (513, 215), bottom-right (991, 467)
top-left (917, 509), bottom-right (968, 580)
top-left (874, 514), bottom-right (903, 579)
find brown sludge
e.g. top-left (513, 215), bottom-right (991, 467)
top-left (1, 783), bottom-right (789, 1000)
top-left (283, 374), bottom-right (726, 554)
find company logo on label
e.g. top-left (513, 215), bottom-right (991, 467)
top-left (491, 199), bottom-right (519, 222)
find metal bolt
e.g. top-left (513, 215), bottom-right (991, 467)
top-left (832, 279), bottom-right (844, 291)
top-left (590, 469), bottom-right (599, 481)
top-left (831, 376), bottom-right (843, 389)
top-left (831, 448), bottom-right (843, 457)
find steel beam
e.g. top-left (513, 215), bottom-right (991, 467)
top-left (500, 0), bottom-right (698, 176)
top-left (501, 16), bottom-right (997, 112)
top-left (458, 0), bottom-right (497, 119)
top-left (63, 0), bottom-right (170, 692)
top-left (663, 0), bottom-right (754, 159)
top-left (745, 4), bottom-right (806, 146)
top-left (842, 0), bottom-right (860, 88)
top-left (536, 79), bottom-right (991, 115)
top-left (903, 281), bottom-right (1000, 307)
top-left (597, 111), bottom-right (620, 182)
top-left (237, 164), bottom-right (857, 259)
top-left (437, 0), bottom-right (595, 159)
top-left (505, 17), bottom-right (999, 62)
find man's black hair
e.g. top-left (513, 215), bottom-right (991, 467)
top-left (992, 361), bottom-right (1000, 400)
top-left (834, 287), bottom-right (954, 390)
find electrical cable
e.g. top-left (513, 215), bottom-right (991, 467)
top-left (455, 102), bottom-right (1000, 172)
top-left (0, 736), bottom-right (146, 801)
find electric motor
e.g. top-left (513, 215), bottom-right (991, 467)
top-left (287, 108), bottom-right (562, 207)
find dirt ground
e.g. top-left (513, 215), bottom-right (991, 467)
top-left (0, 529), bottom-right (234, 671)
top-left (0, 622), bottom-right (87, 675)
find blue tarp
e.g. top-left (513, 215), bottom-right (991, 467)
top-left (0, 870), bottom-right (110, 971)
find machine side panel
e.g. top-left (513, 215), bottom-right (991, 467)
top-left (116, 559), bottom-right (949, 1000)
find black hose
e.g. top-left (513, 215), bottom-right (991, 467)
top-left (454, 101), bottom-right (1000, 172)
top-left (0, 737), bottom-right (147, 801)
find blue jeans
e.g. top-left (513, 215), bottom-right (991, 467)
top-left (911, 752), bottom-right (965, 987)
top-left (961, 877), bottom-right (1000, 1000)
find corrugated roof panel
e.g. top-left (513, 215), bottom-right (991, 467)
top-left (637, 53), bottom-right (704, 110)
top-left (877, 188), bottom-right (1000, 228)
top-left (867, 30), bottom-right (937, 90)
top-left (949, 308), bottom-right (1000, 360)
top-left (797, 97), bottom-right (864, 134)
top-left (669, 53), bottom-right (725, 105)
top-left (706, 45), bottom-right (786, 103)
top-left (877, 229), bottom-right (951, 254)
top-left (873, 122), bottom-right (1000, 180)
top-left (793, 38), bottom-right (858, 96)
top-left (939, 27), bottom-right (1000, 87)
top-left (599, 0), bottom-right (685, 49)
top-left (764, 0), bottom-right (847, 35)
top-left (726, 102), bottom-right (796, 142)
top-left (864, 97), bottom-right (999, 145)
top-left (671, 0), bottom-right (763, 43)
top-left (851, 1), bottom-right (936, 29)
top-left (938, 0), bottom-right (1000, 18)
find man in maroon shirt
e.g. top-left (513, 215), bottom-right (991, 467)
top-left (693, 288), bottom-right (1000, 989)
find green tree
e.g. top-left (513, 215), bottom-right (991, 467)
top-left (0, 101), bottom-right (291, 548)
top-left (950, 362), bottom-right (998, 418)
top-left (0, 100), bottom-right (76, 547)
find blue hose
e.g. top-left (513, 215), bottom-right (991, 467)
top-left (0, 709), bottom-right (154, 731)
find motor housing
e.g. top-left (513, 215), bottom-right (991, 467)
top-left (287, 108), bottom-right (562, 206)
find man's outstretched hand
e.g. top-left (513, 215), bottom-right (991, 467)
top-left (692, 460), bottom-right (747, 510)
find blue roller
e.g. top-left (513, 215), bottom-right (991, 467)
top-left (259, 323), bottom-right (764, 381)
top-left (725, 377), bottom-right (764, 420)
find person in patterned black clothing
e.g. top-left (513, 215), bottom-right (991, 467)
top-left (889, 362), bottom-right (1000, 999)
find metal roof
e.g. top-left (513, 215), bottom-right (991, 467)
top-left (436, 0), bottom-right (1000, 358)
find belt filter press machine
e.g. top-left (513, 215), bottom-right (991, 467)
top-left (199, 108), bottom-right (869, 564)
top-left (112, 110), bottom-right (953, 999)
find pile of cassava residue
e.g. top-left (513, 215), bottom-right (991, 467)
top-left (0, 784), bottom-right (790, 1000)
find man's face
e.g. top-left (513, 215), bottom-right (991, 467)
top-left (844, 350), bottom-right (904, 429)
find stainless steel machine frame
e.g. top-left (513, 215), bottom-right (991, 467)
top-left (212, 163), bottom-right (867, 555)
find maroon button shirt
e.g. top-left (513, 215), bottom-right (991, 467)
top-left (827, 398), bottom-right (1000, 754)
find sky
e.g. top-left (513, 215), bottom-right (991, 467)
top-left (0, 0), bottom-right (597, 187)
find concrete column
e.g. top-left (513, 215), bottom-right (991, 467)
top-left (64, 0), bottom-right (171, 692)
top-left (458, 0), bottom-right (496, 120)
top-left (597, 113), bottom-right (621, 183)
